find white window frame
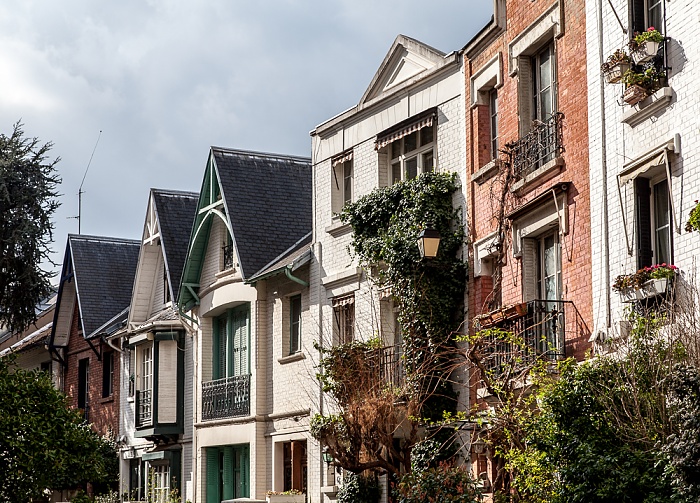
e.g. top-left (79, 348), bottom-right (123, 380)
top-left (535, 230), bottom-right (562, 302)
top-left (531, 42), bottom-right (556, 122)
top-left (332, 295), bottom-right (355, 345)
top-left (141, 345), bottom-right (153, 393)
top-left (489, 89), bottom-right (499, 158)
top-left (148, 464), bottom-right (170, 503)
top-left (388, 124), bottom-right (436, 184)
top-left (650, 175), bottom-right (672, 265)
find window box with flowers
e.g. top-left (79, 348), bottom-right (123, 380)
top-left (621, 66), bottom-right (665, 106)
top-left (685, 200), bottom-right (700, 233)
top-left (601, 49), bottom-right (631, 84)
top-left (629, 27), bottom-right (664, 64)
top-left (612, 264), bottom-right (678, 303)
top-left (266, 490), bottom-right (305, 503)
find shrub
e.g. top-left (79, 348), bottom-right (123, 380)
top-left (337, 473), bottom-right (380, 503)
top-left (395, 463), bottom-right (481, 503)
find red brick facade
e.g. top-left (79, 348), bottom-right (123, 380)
top-left (465, 0), bottom-right (592, 363)
top-left (62, 300), bottom-right (120, 437)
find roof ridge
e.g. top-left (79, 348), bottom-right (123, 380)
top-left (211, 146), bottom-right (311, 163)
top-left (68, 234), bottom-right (140, 245)
top-left (152, 188), bottom-right (199, 198)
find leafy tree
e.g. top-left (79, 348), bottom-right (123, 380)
top-left (0, 122), bottom-right (60, 333)
top-left (0, 358), bottom-right (117, 503)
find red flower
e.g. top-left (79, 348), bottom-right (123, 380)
top-left (648, 26), bottom-right (655, 31)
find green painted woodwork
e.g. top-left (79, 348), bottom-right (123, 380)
top-left (205, 444), bottom-right (250, 502)
top-left (212, 305), bottom-right (250, 380)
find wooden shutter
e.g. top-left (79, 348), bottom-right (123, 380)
top-left (517, 56), bottom-right (532, 135)
top-left (237, 445), bottom-right (250, 498)
top-left (232, 306), bottom-right (249, 376)
top-left (222, 446), bottom-right (234, 500)
top-left (635, 177), bottom-right (653, 268)
top-left (205, 448), bottom-right (220, 503)
top-left (522, 238), bottom-right (539, 301)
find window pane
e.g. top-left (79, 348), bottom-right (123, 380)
top-left (343, 162), bottom-right (353, 204)
top-left (420, 125), bottom-right (434, 146)
top-left (654, 180), bottom-right (671, 264)
top-left (391, 162), bottom-right (401, 184)
top-left (405, 157), bottom-right (418, 179)
top-left (490, 90), bottom-right (498, 157)
top-left (391, 141), bottom-right (401, 160)
top-left (648, 0), bottom-right (663, 30)
top-left (539, 47), bottom-right (551, 90)
top-left (422, 151), bottom-right (434, 173)
top-left (404, 132), bottom-right (417, 154)
top-left (290, 295), bottom-right (301, 354)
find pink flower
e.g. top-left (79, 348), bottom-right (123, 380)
top-left (648, 27), bottom-right (655, 31)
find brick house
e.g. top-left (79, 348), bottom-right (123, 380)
top-left (309, 34), bottom-right (468, 501)
top-left (111, 189), bottom-right (198, 501)
top-left (177, 147), bottom-right (313, 502)
top-left (585, 1), bottom-right (700, 338)
top-left (48, 234), bottom-right (139, 437)
top-left (463, 0), bottom-right (592, 491)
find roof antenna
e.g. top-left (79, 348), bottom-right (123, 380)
top-left (70, 130), bottom-right (102, 234)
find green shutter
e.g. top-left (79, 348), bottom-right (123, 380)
top-left (205, 448), bottom-right (220, 503)
top-left (222, 446), bottom-right (234, 500)
top-left (171, 450), bottom-right (182, 493)
top-left (238, 444), bottom-right (250, 498)
top-left (230, 306), bottom-right (249, 376)
top-left (212, 317), bottom-right (221, 380)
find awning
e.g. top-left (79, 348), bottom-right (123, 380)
top-left (375, 111), bottom-right (436, 151)
top-left (332, 294), bottom-right (355, 308)
top-left (331, 150), bottom-right (353, 167)
top-left (619, 149), bottom-right (668, 185)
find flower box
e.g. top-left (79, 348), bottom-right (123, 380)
top-left (623, 84), bottom-right (648, 106)
top-left (604, 61), bottom-right (631, 84)
top-left (267, 494), bottom-right (305, 503)
top-left (632, 40), bottom-right (660, 64)
top-left (503, 303), bottom-right (528, 320)
top-left (619, 278), bottom-right (668, 303)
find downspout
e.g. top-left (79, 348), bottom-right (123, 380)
top-left (284, 267), bottom-right (309, 288)
top-left (597, 0), bottom-right (612, 328)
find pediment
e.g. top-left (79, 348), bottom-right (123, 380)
top-left (361, 35), bottom-right (447, 105)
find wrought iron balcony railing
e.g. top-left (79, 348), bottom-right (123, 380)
top-left (222, 243), bottom-right (234, 270)
top-left (478, 300), bottom-right (583, 375)
top-left (136, 389), bottom-right (153, 427)
top-left (202, 374), bottom-right (251, 421)
top-left (507, 112), bottom-right (564, 179)
top-left (366, 345), bottom-right (404, 388)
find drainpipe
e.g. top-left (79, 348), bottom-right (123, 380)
top-left (284, 267), bottom-right (309, 288)
top-left (597, 0), bottom-right (612, 329)
top-left (315, 241), bottom-right (325, 503)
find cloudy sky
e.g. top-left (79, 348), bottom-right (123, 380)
top-left (1, 0), bottom-right (493, 276)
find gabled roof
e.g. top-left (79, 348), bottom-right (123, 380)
top-left (247, 232), bottom-right (313, 284)
top-left (52, 234), bottom-right (140, 342)
top-left (179, 147), bottom-right (312, 311)
top-left (151, 189), bottom-right (199, 303)
top-left (360, 34), bottom-right (448, 105)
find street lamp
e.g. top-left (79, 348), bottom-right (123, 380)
top-left (417, 226), bottom-right (441, 259)
top-left (322, 446), bottom-right (335, 464)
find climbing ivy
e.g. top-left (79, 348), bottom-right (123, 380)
top-left (339, 171), bottom-right (467, 419)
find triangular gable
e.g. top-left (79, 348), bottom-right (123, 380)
top-left (130, 189), bottom-right (198, 326)
top-left (50, 241), bottom-right (78, 348)
top-left (178, 152), bottom-right (234, 312)
top-left (360, 35), bottom-right (447, 105)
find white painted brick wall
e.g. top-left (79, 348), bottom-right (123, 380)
top-left (586, 0), bottom-right (700, 336)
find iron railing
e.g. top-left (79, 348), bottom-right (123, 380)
top-left (222, 243), bottom-right (234, 270)
top-left (136, 389), bottom-right (152, 427)
top-left (479, 300), bottom-right (584, 375)
top-left (507, 112), bottom-right (564, 179)
top-left (366, 345), bottom-right (404, 388)
top-left (202, 374), bottom-right (251, 421)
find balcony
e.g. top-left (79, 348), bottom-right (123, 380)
top-left (476, 300), bottom-right (580, 375)
top-left (202, 374), bottom-right (251, 421)
top-left (507, 112), bottom-right (564, 180)
top-left (366, 345), bottom-right (404, 389)
top-left (136, 389), bottom-right (153, 427)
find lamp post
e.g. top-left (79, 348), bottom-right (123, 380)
top-left (417, 226), bottom-right (441, 259)
top-left (322, 446), bottom-right (335, 465)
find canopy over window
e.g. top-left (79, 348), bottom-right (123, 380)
top-left (375, 109), bottom-right (437, 151)
top-left (331, 150), bottom-right (353, 167)
top-left (619, 149), bottom-right (668, 185)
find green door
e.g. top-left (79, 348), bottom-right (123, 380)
top-left (206, 445), bottom-right (250, 502)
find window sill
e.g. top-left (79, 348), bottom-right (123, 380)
top-left (215, 268), bottom-right (236, 279)
top-left (621, 87), bottom-right (674, 127)
top-left (100, 395), bottom-right (114, 404)
top-left (321, 486), bottom-right (338, 496)
top-left (278, 352), bottom-right (306, 365)
top-left (471, 159), bottom-right (501, 185)
top-left (325, 218), bottom-right (352, 237)
top-left (127, 396), bottom-right (135, 403)
top-left (510, 156), bottom-right (565, 193)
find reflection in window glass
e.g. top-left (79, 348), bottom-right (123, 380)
top-left (404, 132), bottom-right (417, 153)
top-left (405, 157), bottom-right (418, 179)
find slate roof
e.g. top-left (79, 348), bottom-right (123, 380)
top-left (212, 147), bottom-right (312, 280)
top-left (247, 232), bottom-right (312, 282)
top-left (68, 234), bottom-right (140, 338)
top-left (152, 189), bottom-right (199, 302)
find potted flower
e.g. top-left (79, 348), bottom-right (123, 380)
top-left (612, 263), bottom-right (678, 302)
top-left (620, 66), bottom-right (665, 105)
top-left (266, 489), bottom-right (305, 503)
top-left (629, 27), bottom-right (664, 64)
top-left (685, 200), bottom-right (700, 233)
top-left (601, 49), bottom-right (631, 83)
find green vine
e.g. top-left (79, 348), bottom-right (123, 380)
top-left (685, 200), bottom-right (700, 233)
top-left (339, 171), bottom-right (467, 420)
